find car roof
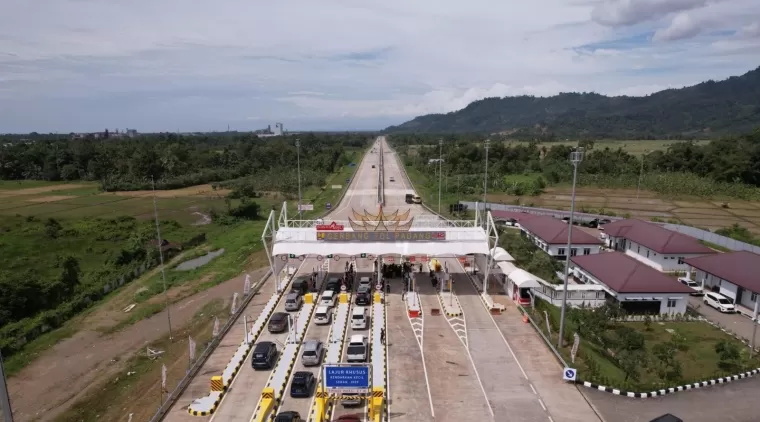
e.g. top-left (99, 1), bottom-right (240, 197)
top-left (286, 292), bottom-right (299, 298)
top-left (316, 306), bottom-right (330, 312)
top-left (271, 312), bottom-right (288, 320)
top-left (293, 371), bottom-right (313, 378)
top-left (352, 306), bottom-right (365, 314)
top-left (322, 290), bottom-right (335, 296)
top-left (254, 341), bottom-right (274, 351)
top-left (349, 334), bottom-right (365, 342)
top-left (303, 339), bottom-right (321, 349)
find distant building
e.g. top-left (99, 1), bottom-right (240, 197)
top-left (516, 215), bottom-right (603, 260)
top-left (684, 251), bottom-right (760, 313)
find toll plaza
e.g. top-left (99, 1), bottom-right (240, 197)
top-left (255, 202), bottom-right (499, 422)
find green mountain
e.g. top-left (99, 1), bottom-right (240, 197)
top-left (385, 66), bottom-right (760, 139)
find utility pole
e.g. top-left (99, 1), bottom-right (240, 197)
top-left (0, 351), bottom-right (13, 422)
top-left (751, 299), bottom-right (759, 358)
top-left (438, 139), bottom-right (443, 214)
top-left (296, 139), bottom-right (302, 220)
top-left (636, 149), bottom-right (648, 200)
top-left (557, 148), bottom-right (584, 349)
top-left (483, 139), bottom-right (490, 222)
top-left (152, 178), bottom-right (173, 341)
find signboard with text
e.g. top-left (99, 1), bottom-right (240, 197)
top-left (316, 222), bottom-right (345, 231)
top-left (324, 365), bottom-right (370, 395)
top-left (298, 204), bottom-right (314, 211)
top-left (317, 231), bottom-right (446, 242)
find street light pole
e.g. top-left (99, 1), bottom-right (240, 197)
top-left (636, 149), bottom-right (648, 200)
top-left (0, 351), bottom-right (13, 422)
top-left (152, 178), bottom-right (173, 341)
top-left (438, 139), bottom-right (443, 214)
top-left (483, 139), bottom-right (490, 221)
top-left (296, 139), bottom-right (302, 220)
top-left (557, 147), bottom-right (584, 349)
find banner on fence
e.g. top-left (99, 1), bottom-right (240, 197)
top-left (544, 310), bottom-right (552, 334)
top-left (244, 274), bottom-right (251, 295)
top-left (231, 292), bottom-right (239, 315)
top-left (161, 364), bottom-right (167, 391)
top-left (571, 333), bottom-right (580, 363)
top-left (212, 317), bottom-right (220, 337)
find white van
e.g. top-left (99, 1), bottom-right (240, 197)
top-left (314, 306), bottom-right (332, 325)
top-left (320, 291), bottom-right (336, 307)
top-left (346, 334), bottom-right (368, 362)
top-left (704, 292), bottom-right (736, 313)
top-left (351, 307), bottom-right (368, 330)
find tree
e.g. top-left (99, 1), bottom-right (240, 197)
top-left (44, 218), bottom-right (62, 239)
top-left (652, 341), bottom-right (683, 383)
top-left (715, 340), bottom-right (741, 371)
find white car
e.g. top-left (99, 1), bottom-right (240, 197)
top-left (704, 292), bottom-right (736, 313)
top-left (359, 277), bottom-right (371, 289)
top-left (346, 334), bottom-right (368, 362)
top-left (678, 277), bottom-right (704, 296)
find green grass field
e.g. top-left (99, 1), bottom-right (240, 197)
top-left (504, 139), bottom-right (711, 156)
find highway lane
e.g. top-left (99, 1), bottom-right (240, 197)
top-left (274, 269), bottom-right (333, 418)
top-left (208, 259), bottom-right (318, 422)
top-left (330, 262), bottom-right (374, 421)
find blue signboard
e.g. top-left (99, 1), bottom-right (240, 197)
top-left (345, 178), bottom-right (351, 183)
top-left (326, 202), bottom-right (332, 210)
top-left (324, 365), bottom-right (370, 393)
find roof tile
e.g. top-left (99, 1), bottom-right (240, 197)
top-left (602, 219), bottom-right (716, 255)
top-left (571, 252), bottom-right (694, 294)
top-left (684, 251), bottom-right (760, 293)
top-left (518, 216), bottom-right (602, 245)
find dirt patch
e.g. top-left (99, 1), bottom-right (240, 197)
top-left (7, 266), bottom-right (269, 422)
top-left (711, 201), bottom-right (760, 210)
top-left (103, 184), bottom-right (231, 198)
top-left (670, 208), bottom-right (732, 216)
top-left (0, 184), bottom-right (89, 196)
top-left (726, 208), bottom-right (760, 218)
top-left (672, 212), bottom-right (744, 221)
top-left (25, 195), bottom-right (76, 203)
top-left (679, 218), bottom-right (757, 229)
top-left (672, 201), bottom-right (717, 209)
top-left (605, 202), bottom-right (674, 212)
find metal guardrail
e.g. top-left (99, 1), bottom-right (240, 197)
top-left (464, 201), bottom-right (760, 254)
top-left (150, 268), bottom-right (272, 422)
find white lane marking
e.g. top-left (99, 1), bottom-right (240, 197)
top-left (538, 399), bottom-right (547, 411)
top-left (457, 303), bottom-right (495, 418)
top-left (208, 259), bottom-right (309, 422)
top-left (332, 142), bottom-right (375, 217)
top-left (406, 295), bottom-right (435, 418)
top-left (530, 384), bottom-right (538, 395)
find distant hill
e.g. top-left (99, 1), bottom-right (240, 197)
top-left (385, 66), bottom-right (760, 139)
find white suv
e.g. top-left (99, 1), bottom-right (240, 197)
top-left (346, 334), bottom-right (368, 362)
top-left (678, 277), bottom-right (704, 296)
top-left (704, 292), bottom-right (736, 313)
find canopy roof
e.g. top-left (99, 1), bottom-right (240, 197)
top-left (508, 269), bottom-right (542, 289)
top-left (496, 261), bottom-right (518, 276)
top-left (490, 247), bottom-right (514, 262)
top-left (273, 227), bottom-right (490, 257)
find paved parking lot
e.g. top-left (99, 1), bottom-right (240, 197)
top-left (689, 297), bottom-right (759, 349)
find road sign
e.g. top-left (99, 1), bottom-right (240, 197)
top-left (333, 255), bottom-right (341, 261)
top-left (326, 202), bottom-right (332, 210)
top-left (563, 367), bottom-right (577, 382)
top-left (458, 256), bottom-right (467, 263)
top-left (345, 178), bottom-right (351, 183)
top-left (420, 256), bottom-right (428, 262)
top-left (409, 256), bottom-right (416, 262)
top-left (360, 253), bottom-right (367, 258)
top-left (384, 256), bottom-right (394, 262)
top-left (324, 365), bottom-right (370, 395)
top-left (299, 255), bottom-right (305, 261)
top-left (288, 254), bottom-right (296, 259)
top-left (298, 204), bottom-right (314, 211)
top-left (375, 283), bottom-right (382, 291)
top-left (281, 255), bottom-right (288, 261)
top-left (367, 255), bottom-right (375, 260)
top-left (317, 255), bottom-right (324, 261)
top-left (326, 254), bottom-right (333, 258)
top-left (341, 285), bottom-right (347, 292)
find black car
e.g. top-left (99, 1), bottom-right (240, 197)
top-left (274, 411), bottom-right (303, 422)
top-left (355, 291), bottom-right (371, 306)
top-left (290, 278), bottom-right (309, 295)
top-left (251, 341), bottom-right (278, 370)
top-left (325, 278), bottom-right (341, 293)
top-left (268, 312), bottom-right (289, 333)
top-left (289, 371), bottom-right (316, 398)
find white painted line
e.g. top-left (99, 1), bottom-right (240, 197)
top-left (384, 295), bottom-right (391, 422)
top-left (209, 259), bottom-right (308, 422)
top-left (530, 384), bottom-right (538, 395)
top-left (538, 399), bottom-right (547, 411)
top-left (458, 303), bottom-right (494, 418)
top-left (406, 297), bottom-right (434, 418)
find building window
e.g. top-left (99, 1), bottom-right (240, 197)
top-left (677, 257), bottom-right (685, 264)
top-left (752, 292), bottom-right (758, 302)
top-left (570, 248), bottom-right (578, 257)
top-left (667, 299), bottom-right (677, 308)
top-left (558, 248), bottom-right (566, 256)
top-left (583, 248), bottom-right (591, 255)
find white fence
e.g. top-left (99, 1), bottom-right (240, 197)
top-left (463, 201), bottom-right (760, 254)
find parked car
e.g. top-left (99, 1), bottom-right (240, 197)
top-left (301, 340), bottom-right (325, 366)
top-left (351, 306), bottom-right (369, 330)
top-left (346, 334), bottom-right (368, 362)
top-left (285, 292), bottom-right (303, 311)
top-left (326, 278), bottom-right (341, 294)
top-left (341, 397), bottom-right (364, 408)
top-left (358, 277), bottom-right (371, 289)
top-left (704, 292), bottom-right (736, 313)
top-left (678, 277), bottom-right (704, 296)
top-left (320, 291), bottom-right (337, 307)
top-left (355, 285), bottom-right (371, 306)
top-left (274, 411), bottom-right (303, 422)
top-left (251, 341), bottom-right (278, 370)
top-left (314, 306), bottom-right (332, 325)
top-left (268, 312), bottom-right (289, 333)
top-left (290, 371), bottom-right (316, 398)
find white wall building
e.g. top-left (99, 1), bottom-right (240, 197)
top-left (685, 251), bottom-right (760, 313)
top-left (517, 215), bottom-right (603, 260)
top-left (602, 219), bottom-right (717, 272)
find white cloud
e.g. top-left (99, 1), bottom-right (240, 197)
top-left (0, 0), bottom-right (758, 132)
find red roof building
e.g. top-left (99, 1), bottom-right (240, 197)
top-left (517, 215), bottom-right (603, 261)
top-left (601, 219), bottom-right (717, 272)
top-left (571, 252), bottom-right (694, 315)
top-left (684, 251), bottom-right (760, 312)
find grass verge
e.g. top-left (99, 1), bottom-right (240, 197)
top-left (53, 298), bottom-right (227, 422)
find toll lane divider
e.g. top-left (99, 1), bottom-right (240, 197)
top-left (251, 300), bottom-right (316, 422)
top-left (186, 272), bottom-right (295, 416)
top-left (149, 268), bottom-right (271, 421)
top-left (436, 288), bottom-right (463, 318)
top-left (370, 292), bottom-right (387, 422)
top-left (309, 293), bottom-right (351, 422)
top-left (461, 263), bottom-right (505, 314)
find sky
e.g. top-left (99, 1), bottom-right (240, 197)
top-left (0, 0), bottom-right (759, 133)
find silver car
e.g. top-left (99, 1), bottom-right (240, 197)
top-left (301, 340), bottom-right (325, 366)
top-left (285, 292), bottom-right (303, 312)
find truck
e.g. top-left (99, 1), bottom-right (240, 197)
top-left (405, 193), bottom-right (414, 204)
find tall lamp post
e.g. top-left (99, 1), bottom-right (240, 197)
top-left (296, 139), bottom-right (302, 219)
top-left (636, 149), bottom-right (649, 200)
top-left (483, 139), bottom-right (490, 222)
top-left (557, 147), bottom-right (584, 349)
top-left (438, 139), bottom-right (443, 214)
